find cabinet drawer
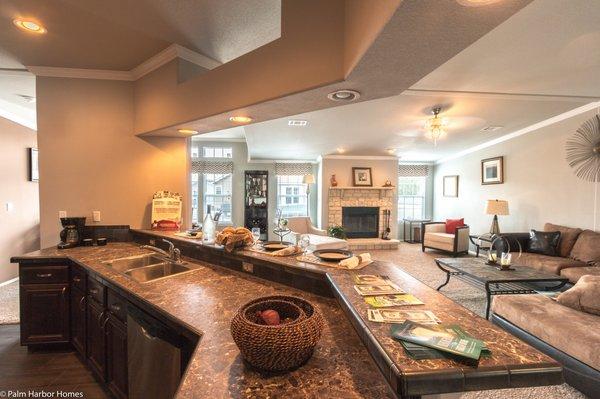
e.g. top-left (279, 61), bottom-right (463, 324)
top-left (21, 265), bottom-right (69, 285)
top-left (87, 277), bottom-right (106, 306)
top-left (71, 265), bottom-right (87, 291)
top-left (107, 289), bottom-right (128, 323)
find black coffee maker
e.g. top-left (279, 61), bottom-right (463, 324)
top-left (57, 217), bottom-right (86, 249)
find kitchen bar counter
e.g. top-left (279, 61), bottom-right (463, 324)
top-left (12, 229), bottom-right (563, 398)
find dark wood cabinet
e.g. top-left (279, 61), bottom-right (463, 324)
top-left (87, 299), bottom-right (107, 381)
top-left (20, 283), bottom-right (70, 345)
top-left (106, 315), bottom-right (128, 399)
top-left (70, 287), bottom-right (87, 356)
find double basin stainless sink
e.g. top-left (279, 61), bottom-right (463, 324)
top-left (103, 254), bottom-right (193, 283)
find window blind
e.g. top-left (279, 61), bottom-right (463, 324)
top-left (191, 160), bottom-right (234, 174)
top-left (274, 162), bottom-right (313, 176)
top-left (398, 164), bottom-right (430, 177)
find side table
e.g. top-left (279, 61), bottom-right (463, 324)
top-left (403, 219), bottom-right (430, 243)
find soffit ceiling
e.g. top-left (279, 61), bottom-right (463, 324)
top-left (0, 0), bottom-right (281, 70)
top-left (220, 0), bottom-right (600, 162)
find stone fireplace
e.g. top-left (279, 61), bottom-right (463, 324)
top-left (328, 187), bottom-right (395, 242)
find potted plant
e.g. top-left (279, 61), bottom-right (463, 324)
top-left (328, 225), bottom-right (347, 239)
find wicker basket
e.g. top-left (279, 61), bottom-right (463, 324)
top-left (230, 296), bottom-right (324, 371)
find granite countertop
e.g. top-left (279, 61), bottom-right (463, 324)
top-left (13, 243), bottom-right (395, 399)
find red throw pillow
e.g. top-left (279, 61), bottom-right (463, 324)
top-left (445, 218), bottom-right (465, 234)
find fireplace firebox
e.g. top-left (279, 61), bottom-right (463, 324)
top-left (342, 207), bottom-right (379, 238)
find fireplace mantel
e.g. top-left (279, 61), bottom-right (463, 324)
top-left (329, 186), bottom-right (394, 199)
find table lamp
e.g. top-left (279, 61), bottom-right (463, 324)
top-left (303, 174), bottom-right (315, 217)
top-left (485, 199), bottom-right (509, 235)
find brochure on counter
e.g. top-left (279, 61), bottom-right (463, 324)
top-left (364, 294), bottom-right (424, 308)
top-left (353, 274), bottom-right (405, 296)
top-left (367, 309), bottom-right (440, 325)
top-left (390, 321), bottom-right (484, 362)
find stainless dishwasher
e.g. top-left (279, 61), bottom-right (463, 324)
top-left (128, 307), bottom-right (182, 399)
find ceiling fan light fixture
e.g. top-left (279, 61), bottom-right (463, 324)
top-left (13, 19), bottom-right (47, 34)
top-left (424, 107), bottom-right (449, 146)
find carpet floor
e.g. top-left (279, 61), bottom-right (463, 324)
top-left (371, 243), bottom-right (587, 399)
top-left (0, 280), bottom-right (19, 325)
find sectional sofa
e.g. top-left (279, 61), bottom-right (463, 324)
top-left (491, 223), bottom-right (600, 397)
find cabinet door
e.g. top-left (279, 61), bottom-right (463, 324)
top-left (20, 284), bottom-right (69, 345)
top-left (86, 299), bottom-right (107, 381)
top-left (106, 316), bottom-right (128, 399)
top-left (70, 287), bottom-right (86, 356)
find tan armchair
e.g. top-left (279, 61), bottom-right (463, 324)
top-left (422, 222), bottom-right (470, 256)
top-left (286, 217), bottom-right (327, 236)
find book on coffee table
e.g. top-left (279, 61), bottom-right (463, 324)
top-left (390, 321), bottom-right (484, 362)
top-left (367, 309), bottom-right (440, 324)
top-left (364, 294), bottom-right (424, 307)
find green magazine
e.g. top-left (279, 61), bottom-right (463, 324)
top-left (398, 325), bottom-right (491, 360)
top-left (390, 321), bottom-right (484, 361)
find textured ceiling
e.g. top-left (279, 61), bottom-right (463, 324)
top-left (0, 0), bottom-right (281, 70)
top-left (209, 0), bottom-right (600, 162)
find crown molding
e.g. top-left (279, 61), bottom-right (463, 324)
top-left (27, 66), bottom-right (133, 81)
top-left (436, 101), bottom-right (600, 164)
top-left (27, 44), bottom-right (221, 81)
top-left (247, 158), bottom-right (318, 164)
top-left (321, 154), bottom-right (399, 160)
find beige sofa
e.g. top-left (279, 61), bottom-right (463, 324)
top-left (492, 295), bottom-right (600, 397)
top-left (422, 222), bottom-right (470, 256)
top-left (497, 223), bottom-right (600, 283)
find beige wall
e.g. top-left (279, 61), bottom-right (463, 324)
top-left (0, 117), bottom-right (39, 282)
top-left (319, 157), bottom-right (398, 238)
top-left (433, 109), bottom-right (599, 235)
top-left (37, 77), bottom-right (188, 248)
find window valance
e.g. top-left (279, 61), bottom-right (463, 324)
top-left (274, 162), bottom-right (313, 176)
top-left (191, 160), bottom-right (234, 174)
top-left (398, 164), bottom-right (430, 177)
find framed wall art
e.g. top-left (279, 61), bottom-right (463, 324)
top-left (28, 148), bottom-right (39, 182)
top-left (481, 156), bottom-right (504, 185)
top-left (352, 167), bottom-right (373, 187)
top-left (443, 175), bottom-right (459, 197)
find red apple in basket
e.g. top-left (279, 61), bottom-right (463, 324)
top-left (257, 309), bottom-right (280, 325)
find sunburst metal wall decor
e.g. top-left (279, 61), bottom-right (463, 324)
top-left (566, 114), bottom-right (600, 182)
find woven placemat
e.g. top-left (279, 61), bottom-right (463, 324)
top-left (296, 253), bottom-right (373, 270)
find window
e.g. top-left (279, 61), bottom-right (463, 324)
top-left (277, 175), bottom-right (307, 218)
top-left (202, 147), bottom-right (232, 158)
top-left (190, 144), bottom-right (234, 225)
top-left (398, 176), bottom-right (426, 220)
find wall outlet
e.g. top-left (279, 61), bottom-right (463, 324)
top-left (59, 210), bottom-right (67, 219)
top-left (92, 211), bottom-right (101, 222)
top-left (242, 262), bottom-right (254, 273)
top-left (5, 202), bottom-right (14, 212)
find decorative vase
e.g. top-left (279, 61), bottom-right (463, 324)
top-left (330, 174), bottom-right (338, 187)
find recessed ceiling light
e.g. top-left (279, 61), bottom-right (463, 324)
top-left (386, 148), bottom-right (397, 154)
top-left (178, 128), bottom-right (198, 135)
top-left (288, 120), bottom-right (308, 127)
top-left (456, 0), bottom-right (502, 6)
top-left (327, 90), bottom-right (360, 102)
top-left (336, 148), bottom-right (346, 154)
top-left (481, 126), bottom-right (503, 132)
top-left (229, 116), bottom-right (253, 124)
top-left (13, 19), bottom-right (47, 34)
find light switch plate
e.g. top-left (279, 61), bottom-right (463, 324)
top-left (92, 211), bottom-right (101, 222)
top-left (59, 211), bottom-right (67, 218)
top-left (5, 202), bottom-right (14, 212)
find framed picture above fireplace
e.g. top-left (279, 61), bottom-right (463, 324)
top-left (352, 167), bottom-right (373, 187)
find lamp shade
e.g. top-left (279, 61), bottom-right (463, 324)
top-left (303, 174), bottom-right (315, 184)
top-left (485, 199), bottom-right (509, 216)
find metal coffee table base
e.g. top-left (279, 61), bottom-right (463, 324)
top-left (435, 260), bottom-right (568, 319)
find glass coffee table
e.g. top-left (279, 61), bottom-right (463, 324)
top-left (435, 257), bottom-right (568, 319)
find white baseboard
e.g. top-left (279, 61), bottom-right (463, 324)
top-left (0, 277), bottom-right (18, 287)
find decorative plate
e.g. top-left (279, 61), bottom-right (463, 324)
top-left (312, 249), bottom-right (353, 262)
top-left (261, 241), bottom-right (294, 251)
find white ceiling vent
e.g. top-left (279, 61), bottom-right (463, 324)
top-left (288, 120), bottom-right (309, 127)
top-left (481, 126), bottom-right (503, 132)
